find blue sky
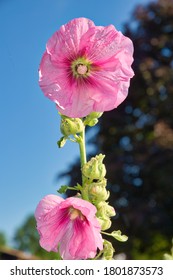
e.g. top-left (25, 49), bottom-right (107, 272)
top-left (0, 0), bottom-right (153, 244)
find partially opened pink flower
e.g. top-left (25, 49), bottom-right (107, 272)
top-left (35, 195), bottom-right (103, 260)
top-left (39, 18), bottom-right (134, 118)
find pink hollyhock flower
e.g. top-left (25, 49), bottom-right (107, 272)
top-left (39, 18), bottom-right (134, 118)
top-left (35, 195), bottom-right (103, 260)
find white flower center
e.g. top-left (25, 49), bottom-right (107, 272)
top-left (76, 64), bottom-right (88, 75)
top-left (69, 207), bottom-right (85, 220)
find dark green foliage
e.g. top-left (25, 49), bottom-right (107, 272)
top-left (13, 215), bottom-right (59, 259)
top-left (0, 232), bottom-right (7, 246)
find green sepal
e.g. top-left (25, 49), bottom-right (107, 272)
top-left (111, 230), bottom-right (128, 242)
top-left (74, 183), bottom-right (83, 191)
top-left (84, 112), bottom-right (103, 127)
top-left (56, 251), bottom-right (63, 260)
top-left (57, 136), bottom-right (67, 148)
top-left (57, 185), bottom-right (69, 194)
top-left (85, 118), bottom-right (98, 127)
top-left (101, 229), bottom-right (128, 242)
top-left (56, 244), bottom-right (63, 260)
top-left (57, 183), bottom-right (83, 194)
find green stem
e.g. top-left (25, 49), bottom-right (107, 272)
top-left (79, 127), bottom-right (87, 168)
top-left (101, 231), bottom-right (111, 236)
top-left (93, 249), bottom-right (103, 260)
top-left (78, 126), bottom-right (89, 200)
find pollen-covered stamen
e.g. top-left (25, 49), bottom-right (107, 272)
top-left (71, 57), bottom-right (91, 78)
top-left (69, 207), bottom-right (85, 220)
top-left (76, 64), bottom-right (88, 75)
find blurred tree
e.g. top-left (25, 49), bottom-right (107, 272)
top-left (0, 232), bottom-right (7, 246)
top-left (13, 215), bottom-right (60, 259)
top-left (59, 0), bottom-right (173, 259)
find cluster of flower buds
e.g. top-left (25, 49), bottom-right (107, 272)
top-left (82, 154), bottom-right (115, 231)
top-left (56, 112), bottom-right (127, 259)
top-left (36, 112), bottom-right (128, 260)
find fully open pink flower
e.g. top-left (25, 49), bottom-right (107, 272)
top-left (39, 18), bottom-right (134, 118)
top-left (35, 195), bottom-right (103, 260)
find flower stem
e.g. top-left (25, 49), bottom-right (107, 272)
top-left (78, 126), bottom-right (89, 201)
top-left (79, 127), bottom-right (87, 168)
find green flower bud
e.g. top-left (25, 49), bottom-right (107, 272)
top-left (97, 201), bottom-right (116, 218)
top-left (84, 112), bottom-right (103, 127)
top-left (82, 154), bottom-right (106, 181)
top-left (96, 201), bottom-right (115, 230)
top-left (88, 179), bottom-right (109, 202)
top-left (87, 112), bottom-right (103, 119)
top-left (102, 240), bottom-right (115, 260)
top-left (60, 115), bottom-right (84, 136)
top-left (97, 216), bottom-right (112, 231)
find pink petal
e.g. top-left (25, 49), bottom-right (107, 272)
top-left (89, 70), bottom-right (130, 110)
top-left (35, 194), bottom-right (64, 222)
top-left (79, 25), bottom-right (121, 61)
top-left (39, 52), bottom-right (68, 105)
top-left (68, 219), bottom-right (101, 259)
top-left (35, 195), bottom-right (66, 252)
top-left (37, 207), bottom-right (71, 252)
top-left (56, 87), bottom-right (95, 118)
top-left (46, 18), bottom-right (95, 61)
